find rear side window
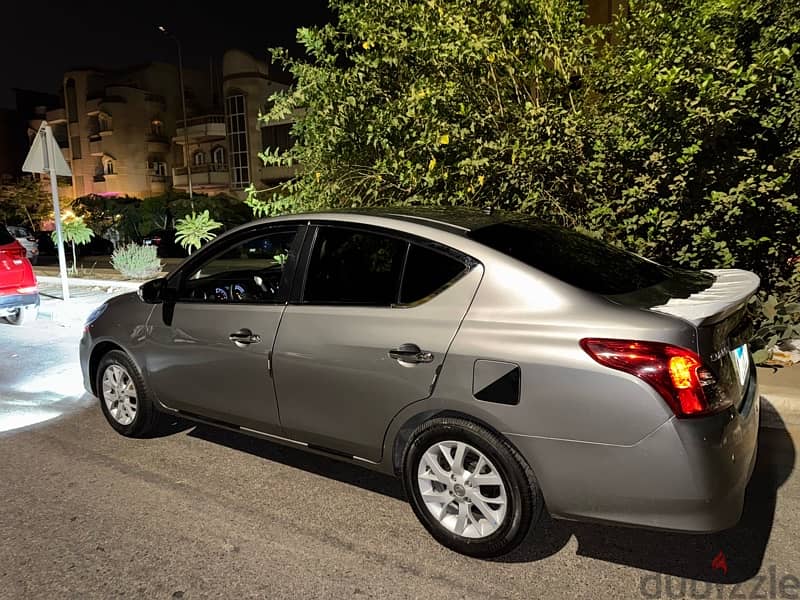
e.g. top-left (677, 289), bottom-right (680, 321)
top-left (0, 227), bottom-right (15, 245)
top-left (400, 245), bottom-right (467, 304)
top-left (470, 220), bottom-right (677, 295)
top-left (304, 227), bottom-right (406, 305)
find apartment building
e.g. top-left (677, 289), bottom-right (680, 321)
top-left (25, 50), bottom-right (295, 201)
top-left (172, 49), bottom-right (295, 196)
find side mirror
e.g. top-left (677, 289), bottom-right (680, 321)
top-left (138, 277), bottom-right (168, 304)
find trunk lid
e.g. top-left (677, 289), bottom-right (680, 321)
top-left (615, 268), bottom-right (760, 410)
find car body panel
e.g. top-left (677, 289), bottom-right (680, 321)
top-left (79, 209), bottom-right (760, 535)
top-left (274, 265), bottom-right (484, 461)
top-left (143, 302), bottom-right (284, 434)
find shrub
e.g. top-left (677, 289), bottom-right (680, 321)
top-left (111, 243), bottom-right (163, 280)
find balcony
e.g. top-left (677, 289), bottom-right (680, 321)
top-left (147, 134), bottom-right (170, 153)
top-left (260, 165), bottom-right (298, 183)
top-left (47, 108), bottom-right (67, 124)
top-left (172, 163), bottom-right (229, 190)
top-left (173, 115), bottom-right (226, 143)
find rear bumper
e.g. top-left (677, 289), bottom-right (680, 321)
top-left (508, 369), bottom-right (759, 533)
top-left (0, 292), bottom-right (39, 314)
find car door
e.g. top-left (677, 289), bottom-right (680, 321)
top-left (273, 223), bottom-right (483, 462)
top-left (144, 223), bottom-right (304, 434)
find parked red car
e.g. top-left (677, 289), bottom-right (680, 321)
top-left (0, 226), bottom-right (39, 325)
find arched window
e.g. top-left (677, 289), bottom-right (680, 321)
top-left (151, 119), bottom-right (163, 136)
top-left (193, 150), bottom-right (205, 166)
top-left (103, 156), bottom-right (115, 175)
top-left (212, 146), bottom-right (225, 166)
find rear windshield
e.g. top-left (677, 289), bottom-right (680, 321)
top-left (470, 220), bottom-right (708, 295)
top-left (0, 227), bottom-right (15, 245)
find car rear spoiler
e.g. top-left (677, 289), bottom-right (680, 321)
top-left (649, 269), bottom-right (760, 326)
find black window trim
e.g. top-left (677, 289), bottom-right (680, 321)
top-left (292, 221), bottom-right (478, 308)
top-left (168, 221), bottom-right (308, 307)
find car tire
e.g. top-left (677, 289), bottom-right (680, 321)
top-left (96, 350), bottom-right (162, 437)
top-left (402, 417), bottom-right (543, 558)
top-left (5, 305), bottom-right (38, 326)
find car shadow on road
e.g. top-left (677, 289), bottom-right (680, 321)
top-left (497, 404), bottom-right (796, 583)
top-left (187, 424), bottom-right (406, 501)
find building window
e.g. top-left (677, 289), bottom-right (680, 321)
top-left (193, 150), bottom-right (205, 166)
top-left (261, 123), bottom-right (293, 153)
top-left (104, 158), bottom-right (114, 175)
top-left (151, 120), bottom-right (163, 137)
top-left (71, 136), bottom-right (82, 159)
top-left (212, 146), bottom-right (225, 165)
top-left (152, 161), bottom-right (167, 176)
top-left (99, 113), bottom-right (111, 132)
top-left (66, 79), bottom-right (78, 124)
top-left (225, 94), bottom-right (250, 189)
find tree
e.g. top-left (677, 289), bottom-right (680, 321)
top-left (51, 216), bottom-right (94, 273)
top-left (247, 0), bottom-right (593, 218)
top-left (248, 0), bottom-right (799, 352)
top-left (0, 177), bottom-right (53, 229)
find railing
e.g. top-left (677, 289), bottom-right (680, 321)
top-left (173, 163), bottom-right (228, 176)
top-left (177, 115), bottom-right (225, 128)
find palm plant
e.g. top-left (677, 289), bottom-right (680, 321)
top-left (174, 210), bottom-right (222, 254)
top-left (51, 216), bottom-right (94, 274)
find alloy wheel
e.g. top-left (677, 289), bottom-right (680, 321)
top-left (416, 440), bottom-right (508, 539)
top-left (101, 364), bottom-right (138, 426)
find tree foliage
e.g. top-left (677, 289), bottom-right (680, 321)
top-left (0, 178), bottom-right (53, 229)
top-left (248, 0), bottom-right (799, 350)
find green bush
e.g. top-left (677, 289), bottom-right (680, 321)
top-left (111, 243), bottom-right (163, 280)
top-left (250, 0), bottom-right (799, 356)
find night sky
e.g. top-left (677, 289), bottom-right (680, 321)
top-left (1, 1), bottom-right (333, 108)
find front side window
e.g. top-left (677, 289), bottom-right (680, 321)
top-left (178, 226), bottom-right (300, 304)
top-left (303, 227), bottom-right (406, 306)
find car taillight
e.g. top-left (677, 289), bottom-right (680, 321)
top-left (0, 246), bottom-right (26, 258)
top-left (580, 338), bottom-right (730, 418)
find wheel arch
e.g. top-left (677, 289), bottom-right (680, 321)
top-left (88, 340), bottom-right (127, 395)
top-left (389, 408), bottom-right (531, 477)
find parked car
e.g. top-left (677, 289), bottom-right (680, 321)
top-left (5, 225), bottom-right (39, 265)
top-left (142, 229), bottom-right (187, 258)
top-left (76, 235), bottom-right (114, 257)
top-left (0, 226), bottom-right (39, 325)
top-left (80, 208), bottom-right (760, 557)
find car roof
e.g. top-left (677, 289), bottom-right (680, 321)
top-left (306, 206), bottom-right (516, 236)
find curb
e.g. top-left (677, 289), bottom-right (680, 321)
top-left (760, 395), bottom-right (800, 429)
top-left (36, 275), bottom-right (142, 290)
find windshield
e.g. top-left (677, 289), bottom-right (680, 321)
top-left (0, 227), bottom-right (15, 245)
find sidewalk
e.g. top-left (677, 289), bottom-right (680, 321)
top-left (759, 366), bottom-right (800, 427)
top-left (36, 277), bottom-right (137, 325)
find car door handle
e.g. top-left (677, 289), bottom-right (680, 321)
top-left (389, 343), bottom-right (434, 364)
top-left (229, 328), bottom-right (262, 347)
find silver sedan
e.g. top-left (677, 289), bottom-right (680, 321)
top-left (80, 208), bottom-right (760, 557)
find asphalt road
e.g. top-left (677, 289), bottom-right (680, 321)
top-left (0, 320), bottom-right (799, 599)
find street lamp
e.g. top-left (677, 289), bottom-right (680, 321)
top-left (158, 25), bottom-right (193, 200)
